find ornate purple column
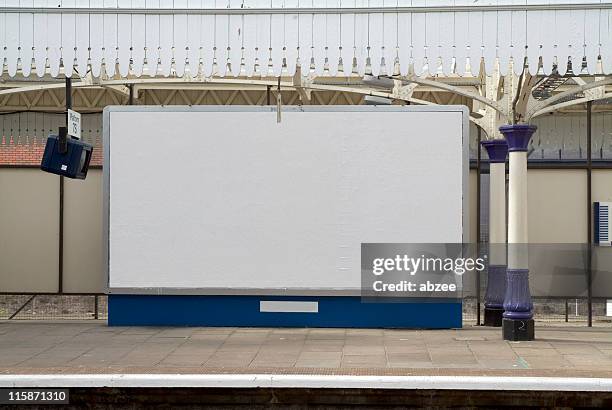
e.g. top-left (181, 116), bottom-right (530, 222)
top-left (499, 124), bottom-right (537, 341)
top-left (481, 139), bottom-right (508, 327)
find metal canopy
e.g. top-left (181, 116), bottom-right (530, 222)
top-left (1, 1), bottom-right (611, 79)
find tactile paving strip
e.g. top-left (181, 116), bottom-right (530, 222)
top-left (3, 366), bottom-right (612, 378)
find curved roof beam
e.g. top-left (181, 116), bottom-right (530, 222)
top-left (389, 76), bottom-right (511, 123)
top-left (531, 92), bottom-right (612, 118)
top-left (526, 77), bottom-right (612, 121)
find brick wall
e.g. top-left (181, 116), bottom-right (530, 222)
top-left (0, 136), bottom-right (103, 166)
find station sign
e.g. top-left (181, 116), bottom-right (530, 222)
top-left (68, 109), bottom-right (81, 140)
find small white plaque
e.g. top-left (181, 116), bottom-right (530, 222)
top-left (259, 301), bottom-right (319, 313)
top-left (67, 109), bottom-right (81, 139)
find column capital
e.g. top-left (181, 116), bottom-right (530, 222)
top-left (499, 123), bottom-right (537, 152)
top-left (481, 139), bottom-right (508, 163)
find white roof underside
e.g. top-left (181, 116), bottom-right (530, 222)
top-left (1, 1), bottom-right (611, 79)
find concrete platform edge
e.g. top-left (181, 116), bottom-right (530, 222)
top-left (1, 374), bottom-right (612, 392)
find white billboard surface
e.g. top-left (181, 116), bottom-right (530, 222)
top-left (104, 106), bottom-right (468, 294)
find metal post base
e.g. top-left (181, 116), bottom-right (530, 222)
top-left (484, 307), bottom-right (504, 327)
top-left (502, 318), bottom-right (534, 341)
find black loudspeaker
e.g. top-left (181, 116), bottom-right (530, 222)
top-left (40, 128), bottom-right (93, 179)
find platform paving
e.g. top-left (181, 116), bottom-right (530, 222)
top-left (1, 322), bottom-right (611, 377)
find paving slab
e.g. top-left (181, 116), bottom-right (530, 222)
top-left (0, 321), bottom-right (611, 379)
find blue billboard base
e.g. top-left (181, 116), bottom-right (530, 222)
top-left (108, 295), bottom-right (462, 328)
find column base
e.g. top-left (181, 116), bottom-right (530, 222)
top-left (484, 307), bottom-right (504, 327)
top-left (502, 318), bottom-right (534, 341)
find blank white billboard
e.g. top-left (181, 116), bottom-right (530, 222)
top-left (104, 106), bottom-right (468, 294)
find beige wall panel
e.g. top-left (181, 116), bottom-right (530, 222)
top-left (0, 169), bottom-right (59, 292)
top-left (592, 170), bottom-right (612, 203)
top-left (527, 169), bottom-right (587, 243)
top-left (0, 166), bottom-right (605, 294)
top-left (469, 169), bottom-right (477, 243)
top-left (63, 169), bottom-right (105, 293)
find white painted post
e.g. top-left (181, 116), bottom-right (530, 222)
top-left (500, 124), bottom-right (537, 341)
